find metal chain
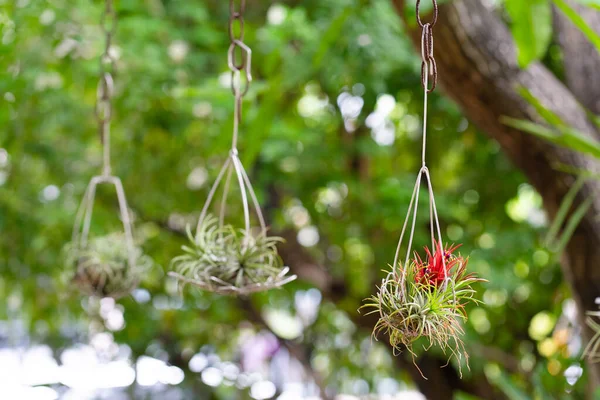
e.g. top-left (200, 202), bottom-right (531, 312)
top-left (228, 0), bottom-right (252, 151)
top-left (417, 0), bottom-right (438, 93)
top-left (95, 0), bottom-right (117, 177)
top-left (229, 0), bottom-right (246, 45)
top-left (417, 0), bottom-right (438, 166)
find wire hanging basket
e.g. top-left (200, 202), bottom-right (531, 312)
top-left (362, 0), bottom-right (484, 377)
top-left (67, 175), bottom-right (150, 299)
top-left (169, 2), bottom-right (296, 296)
top-left (64, 0), bottom-right (150, 299)
top-left (168, 149), bottom-right (297, 295)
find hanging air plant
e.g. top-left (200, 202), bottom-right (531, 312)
top-left (169, 5), bottom-right (295, 296)
top-left (169, 214), bottom-right (294, 295)
top-left (64, 1), bottom-right (149, 299)
top-left (361, 163), bottom-right (485, 375)
top-left (362, 0), bottom-right (484, 377)
top-left (362, 242), bottom-right (484, 373)
top-left (584, 308), bottom-right (600, 363)
top-left (67, 175), bottom-right (148, 299)
top-left (167, 152), bottom-right (296, 296)
top-left (64, 233), bottom-right (152, 299)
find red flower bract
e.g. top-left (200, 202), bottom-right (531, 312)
top-left (414, 241), bottom-right (463, 286)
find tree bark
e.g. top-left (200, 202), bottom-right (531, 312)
top-left (391, 0), bottom-right (600, 391)
top-left (553, 0), bottom-right (600, 115)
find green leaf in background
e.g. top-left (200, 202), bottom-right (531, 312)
top-left (493, 370), bottom-right (531, 400)
top-left (505, 0), bottom-right (553, 68)
top-left (554, 0), bottom-right (600, 52)
top-left (553, 195), bottom-right (594, 253)
top-left (313, 5), bottom-right (355, 68)
top-left (545, 175), bottom-right (586, 248)
top-left (502, 117), bottom-right (600, 159)
top-left (517, 86), bottom-right (566, 128)
top-left (542, 173), bottom-right (594, 257)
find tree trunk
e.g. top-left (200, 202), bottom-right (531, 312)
top-left (391, 0), bottom-right (600, 390)
top-left (553, 0), bottom-right (600, 115)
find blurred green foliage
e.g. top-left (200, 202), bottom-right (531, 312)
top-left (505, 0), bottom-right (600, 68)
top-left (0, 0), bottom-right (593, 398)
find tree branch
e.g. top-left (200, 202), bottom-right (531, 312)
top-left (553, 0), bottom-right (600, 116)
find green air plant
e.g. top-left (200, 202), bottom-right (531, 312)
top-left (169, 214), bottom-right (296, 295)
top-left (583, 308), bottom-right (600, 363)
top-left (362, 242), bottom-right (484, 377)
top-left (64, 233), bottom-right (152, 299)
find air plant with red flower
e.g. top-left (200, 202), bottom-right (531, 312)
top-left (362, 241), bottom-right (485, 377)
top-left (414, 242), bottom-right (463, 286)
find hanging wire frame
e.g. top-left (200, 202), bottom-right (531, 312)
top-left (361, 0), bottom-right (484, 377)
top-left (584, 306), bottom-right (600, 363)
top-left (64, 0), bottom-right (150, 299)
top-left (392, 28), bottom-right (444, 297)
top-left (168, 1), bottom-right (296, 296)
top-left (167, 147), bottom-right (297, 295)
top-left (67, 175), bottom-right (150, 298)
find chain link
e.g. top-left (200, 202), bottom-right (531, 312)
top-left (228, 0), bottom-right (245, 42)
top-left (417, 1), bottom-right (438, 92)
top-left (228, 0), bottom-right (252, 150)
top-left (228, 40), bottom-right (252, 96)
top-left (95, 0), bottom-right (117, 176)
top-left (416, 0), bottom-right (438, 27)
top-left (420, 23), bottom-right (437, 92)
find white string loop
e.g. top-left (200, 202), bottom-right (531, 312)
top-left (393, 61), bottom-right (448, 297)
top-left (195, 152), bottom-right (267, 237)
top-left (72, 175), bottom-right (136, 270)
